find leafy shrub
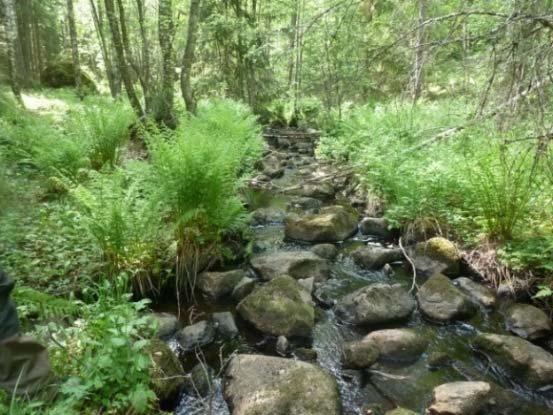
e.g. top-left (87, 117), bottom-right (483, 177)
top-left (16, 279), bottom-right (157, 415)
top-left (68, 99), bottom-right (135, 169)
top-left (146, 99), bottom-right (263, 290)
top-left (71, 166), bottom-right (165, 295)
top-left (265, 96), bottom-right (324, 128)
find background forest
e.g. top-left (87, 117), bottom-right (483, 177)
top-left (0, 0), bottom-right (552, 414)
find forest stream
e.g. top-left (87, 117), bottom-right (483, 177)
top-left (153, 129), bottom-right (553, 415)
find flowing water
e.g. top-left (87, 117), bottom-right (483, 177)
top-left (156, 136), bottom-right (553, 415)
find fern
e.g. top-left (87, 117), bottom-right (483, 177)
top-left (13, 286), bottom-right (80, 320)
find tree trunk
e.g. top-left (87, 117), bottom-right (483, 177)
top-left (66, 0), bottom-right (82, 98)
top-left (181, 0), bottom-right (201, 114)
top-left (287, 8), bottom-right (298, 89)
top-left (412, 0), bottom-right (426, 103)
top-left (2, 0), bottom-right (23, 105)
top-left (89, 0), bottom-right (118, 98)
top-left (157, 0), bottom-right (175, 127)
top-left (135, 0), bottom-right (151, 113)
top-left (104, 0), bottom-right (144, 117)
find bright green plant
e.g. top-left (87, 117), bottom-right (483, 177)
top-left (71, 166), bottom-right (165, 295)
top-left (146, 99), bottom-right (263, 293)
top-left (68, 100), bottom-right (135, 169)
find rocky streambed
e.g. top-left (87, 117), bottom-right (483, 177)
top-left (152, 129), bottom-right (553, 415)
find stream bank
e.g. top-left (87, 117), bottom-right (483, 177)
top-left (153, 128), bottom-right (553, 415)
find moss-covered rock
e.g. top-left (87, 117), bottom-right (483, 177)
top-left (335, 283), bottom-right (415, 325)
top-left (149, 339), bottom-right (185, 403)
top-left (417, 274), bottom-right (476, 322)
top-left (364, 328), bottom-right (428, 362)
top-left (285, 205), bottom-right (358, 242)
top-left (197, 269), bottom-right (246, 300)
top-left (385, 408), bottom-right (418, 415)
top-left (224, 354), bottom-right (340, 415)
top-left (41, 59), bottom-right (97, 92)
top-left (427, 381), bottom-right (491, 415)
top-left (414, 237), bottom-right (460, 276)
top-left (342, 340), bottom-right (379, 369)
top-left (351, 246), bottom-right (403, 270)
top-left (237, 275), bottom-right (315, 338)
top-left (473, 333), bottom-right (553, 389)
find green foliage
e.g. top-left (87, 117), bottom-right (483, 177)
top-left (67, 100), bottom-right (135, 169)
top-left (0, 199), bottom-right (100, 296)
top-left (13, 286), bottom-right (80, 321)
top-left (265, 96), bottom-right (324, 128)
top-left (318, 99), bottom-right (551, 250)
top-left (71, 167), bottom-right (165, 295)
top-left (146, 99), bottom-right (262, 288)
top-left (10, 279), bottom-right (157, 415)
top-left (500, 236), bottom-right (553, 273)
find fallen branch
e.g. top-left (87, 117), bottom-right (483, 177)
top-left (399, 237), bottom-right (418, 293)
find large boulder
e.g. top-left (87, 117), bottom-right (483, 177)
top-left (364, 328), bottom-right (428, 362)
top-left (176, 320), bottom-right (216, 352)
top-left (414, 237), bottom-right (461, 277)
top-left (473, 333), bottom-right (553, 388)
top-left (453, 277), bottom-right (496, 308)
top-left (359, 217), bottom-right (393, 239)
top-left (224, 354), bottom-right (340, 415)
top-left (149, 339), bottom-right (185, 403)
top-left (285, 205), bottom-right (358, 243)
top-left (198, 269), bottom-right (246, 300)
top-left (342, 340), bottom-right (379, 369)
top-left (505, 303), bottom-right (552, 340)
top-left (427, 381), bottom-right (491, 415)
top-left (250, 251), bottom-right (330, 282)
top-left (237, 275), bottom-right (315, 338)
top-left (417, 274), bottom-right (476, 322)
top-left (41, 60), bottom-right (96, 91)
top-left (336, 283), bottom-right (415, 325)
top-left (352, 246), bottom-right (403, 270)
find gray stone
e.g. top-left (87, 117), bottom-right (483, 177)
top-left (386, 409), bottom-right (418, 415)
top-left (224, 354), bottom-right (340, 415)
top-left (176, 320), bottom-right (216, 352)
top-left (454, 277), bottom-right (496, 308)
top-left (250, 251), bottom-right (330, 282)
top-left (364, 328), bottom-right (428, 362)
top-left (298, 277), bottom-right (315, 294)
top-left (285, 205), bottom-right (358, 243)
top-left (149, 312), bottom-right (178, 339)
top-left (505, 303), bottom-right (552, 340)
top-left (417, 274), bottom-right (476, 322)
top-left (212, 312), bottom-right (239, 338)
top-left (342, 340), bottom-right (379, 369)
top-left (231, 277), bottom-right (256, 302)
top-left (473, 333), bottom-right (553, 388)
top-left (336, 283), bottom-right (415, 325)
top-left (311, 243), bottom-right (338, 260)
top-left (288, 182), bottom-right (335, 200)
top-left (427, 381), bottom-right (492, 415)
top-left (237, 276), bottom-right (315, 338)
top-left (359, 217), bottom-right (393, 239)
top-left (352, 246), bottom-right (403, 270)
top-left (198, 269), bottom-right (245, 300)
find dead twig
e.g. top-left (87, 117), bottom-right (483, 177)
top-left (399, 237), bottom-right (418, 293)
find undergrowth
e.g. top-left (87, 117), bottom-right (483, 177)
top-left (318, 99), bottom-right (553, 284)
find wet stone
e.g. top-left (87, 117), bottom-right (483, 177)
top-left (176, 320), bottom-right (216, 352)
top-left (505, 303), bottom-right (552, 340)
top-left (212, 311), bottom-right (239, 338)
top-left (454, 277), bottom-right (496, 308)
top-left (311, 243), bottom-right (338, 260)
